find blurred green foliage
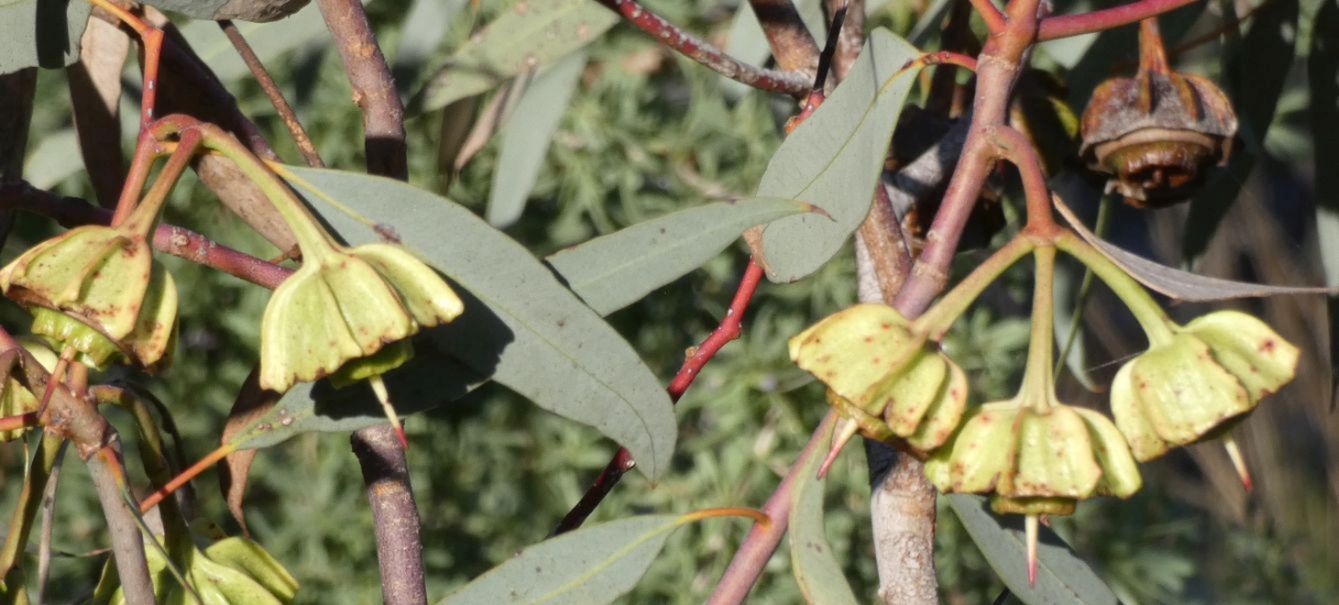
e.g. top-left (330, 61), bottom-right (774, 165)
top-left (1, 0), bottom-right (1334, 603)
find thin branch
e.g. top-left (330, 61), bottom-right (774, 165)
top-left (991, 126), bottom-right (1058, 233)
top-left (218, 20), bottom-right (325, 168)
top-left (1037, 0), bottom-right (1199, 41)
top-left (87, 445), bottom-right (156, 605)
top-left (706, 412), bottom-right (836, 604)
top-left (351, 426), bottom-right (429, 605)
top-left (0, 182), bottom-right (292, 289)
top-left (748, 0), bottom-right (821, 72)
top-left (594, 0), bottom-right (811, 95)
top-left (553, 259), bottom-right (767, 534)
top-left (35, 441), bottom-right (69, 605)
top-left (318, 0), bottom-right (406, 179)
top-left (971, 0), bottom-right (1009, 34)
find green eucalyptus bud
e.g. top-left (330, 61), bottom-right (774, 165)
top-left (93, 533), bottom-right (298, 605)
top-left (0, 226), bottom-right (177, 370)
top-left (258, 243), bottom-right (463, 393)
top-left (789, 303), bottom-right (968, 453)
top-left (925, 401), bottom-right (1142, 514)
top-left (1110, 310), bottom-right (1298, 461)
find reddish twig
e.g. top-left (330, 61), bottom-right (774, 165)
top-left (0, 182), bottom-right (292, 289)
top-left (748, 0), bottom-right (821, 72)
top-left (594, 0), bottom-right (812, 96)
top-left (0, 412), bottom-right (39, 433)
top-left (1037, 0), bottom-right (1199, 41)
top-left (991, 126), bottom-right (1058, 233)
top-left (970, 0), bottom-right (1009, 34)
top-left (552, 259), bottom-right (767, 535)
top-left (218, 20), bottom-right (325, 168)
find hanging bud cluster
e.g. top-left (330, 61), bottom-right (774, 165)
top-left (790, 233), bottom-right (1296, 580)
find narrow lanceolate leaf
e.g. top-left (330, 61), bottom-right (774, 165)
top-left (547, 197), bottom-right (823, 316)
top-left (1310, 0), bottom-right (1339, 408)
top-left (788, 416), bottom-right (860, 605)
top-left (0, 0), bottom-right (92, 72)
top-left (139, 0), bottom-right (308, 21)
top-left (487, 51), bottom-right (588, 228)
top-left (1055, 196), bottom-right (1337, 301)
top-left (948, 494), bottom-right (1118, 605)
top-left (249, 167), bottom-right (675, 479)
top-left (755, 28), bottom-right (920, 283)
top-left (1182, 0), bottom-right (1300, 262)
top-left (413, 0), bottom-right (618, 114)
top-left (440, 511), bottom-right (758, 605)
top-left (176, 2), bottom-right (329, 82)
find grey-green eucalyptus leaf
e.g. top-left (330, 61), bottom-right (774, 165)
top-left (412, 0), bottom-right (617, 114)
top-left (547, 196), bottom-right (823, 316)
top-left (438, 512), bottom-right (746, 605)
top-left (487, 51), bottom-right (587, 228)
top-left (0, 0), bottom-right (91, 73)
top-left (788, 417), bottom-right (860, 605)
top-left (755, 28), bottom-right (919, 283)
top-left (236, 167), bottom-right (676, 480)
top-left (947, 494), bottom-right (1118, 605)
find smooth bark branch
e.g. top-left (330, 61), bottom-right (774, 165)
top-left (351, 426), bottom-right (428, 605)
top-left (316, 4), bottom-right (427, 603)
top-left (1037, 0), bottom-right (1199, 40)
top-left (318, 0), bottom-right (407, 179)
top-left (87, 445), bottom-right (156, 605)
top-left (595, 0), bottom-right (812, 95)
top-left (749, 0), bottom-right (821, 72)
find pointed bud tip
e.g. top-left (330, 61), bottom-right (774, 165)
top-left (1026, 514), bottom-right (1039, 587)
top-left (818, 419), bottom-right (860, 478)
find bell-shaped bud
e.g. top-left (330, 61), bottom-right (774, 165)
top-left (93, 533), bottom-right (298, 604)
top-left (925, 401), bottom-right (1142, 515)
top-left (789, 304), bottom-right (968, 457)
top-left (0, 226), bottom-right (178, 369)
top-left (258, 243), bottom-right (463, 393)
top-left (1110, 310), bottom-right (1297, 461)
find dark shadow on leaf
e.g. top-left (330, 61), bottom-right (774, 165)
top-left (35, 0), bottom-right (72, 68)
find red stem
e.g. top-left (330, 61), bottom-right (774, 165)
top-left (1037, 0), bottom-right (1199, 41)
top-left (552, 259), bottom-right (767, 535)
top-left (0, 412), bottom-right (39, 433)
top-left (971, 0), bottom-right (1009, 34)
top-left (991, 126), bottom-right (1058, 234)
top-left (594, 0), bottom-right (811, 95)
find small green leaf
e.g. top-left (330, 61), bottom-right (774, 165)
top-left (487, 51), bottom-right (587, 228)
top-left (412, 0), bottom-right (618, 114)
top-left (139, 0), bottom-right (308, 21)
top-left (788, 416), bottom-right (860, 605)
top-left (547, 197), bottom-right (822, 316)
top-left (947, 494), bottom-right (1118, 605)
top-left (439, 511), bottom-right (757, 605)
top-left (0, 0), bottom-right (92, 72)
top-left (244, 167), bottom-right (676, 480)
top-left (755, 28), bottom-right (920, 283)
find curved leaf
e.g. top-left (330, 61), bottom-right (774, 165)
top-left (755, 28), bottom-right (920, 283)
top-left (1055, 195), bottom-right (1337, 301)
top-left (487, 51), bottom-right (587, 228)
top-left (412, 0), bottom-right (618, 114)
top-left (947, 494), bottom-right (1118, 605)
top-left (439, 510), bottom-right (757, 605)
top-left (547, 197), bottom-right (823, 316)
top-left (788, 415), bottom-right (860, 605)
top-left (0, 0), bottom-right (92, 72)
top-left (234, 167), bottom-right (676, 480)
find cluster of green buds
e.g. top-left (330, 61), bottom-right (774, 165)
top-left (790, 232), bottom-right (1297, 582)
top-left (93, 521), bottom-right (298, 604)
top-left (211, 148), bottom-right (464, 447)
top-left (0, 164), bottom-right (183, 375)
